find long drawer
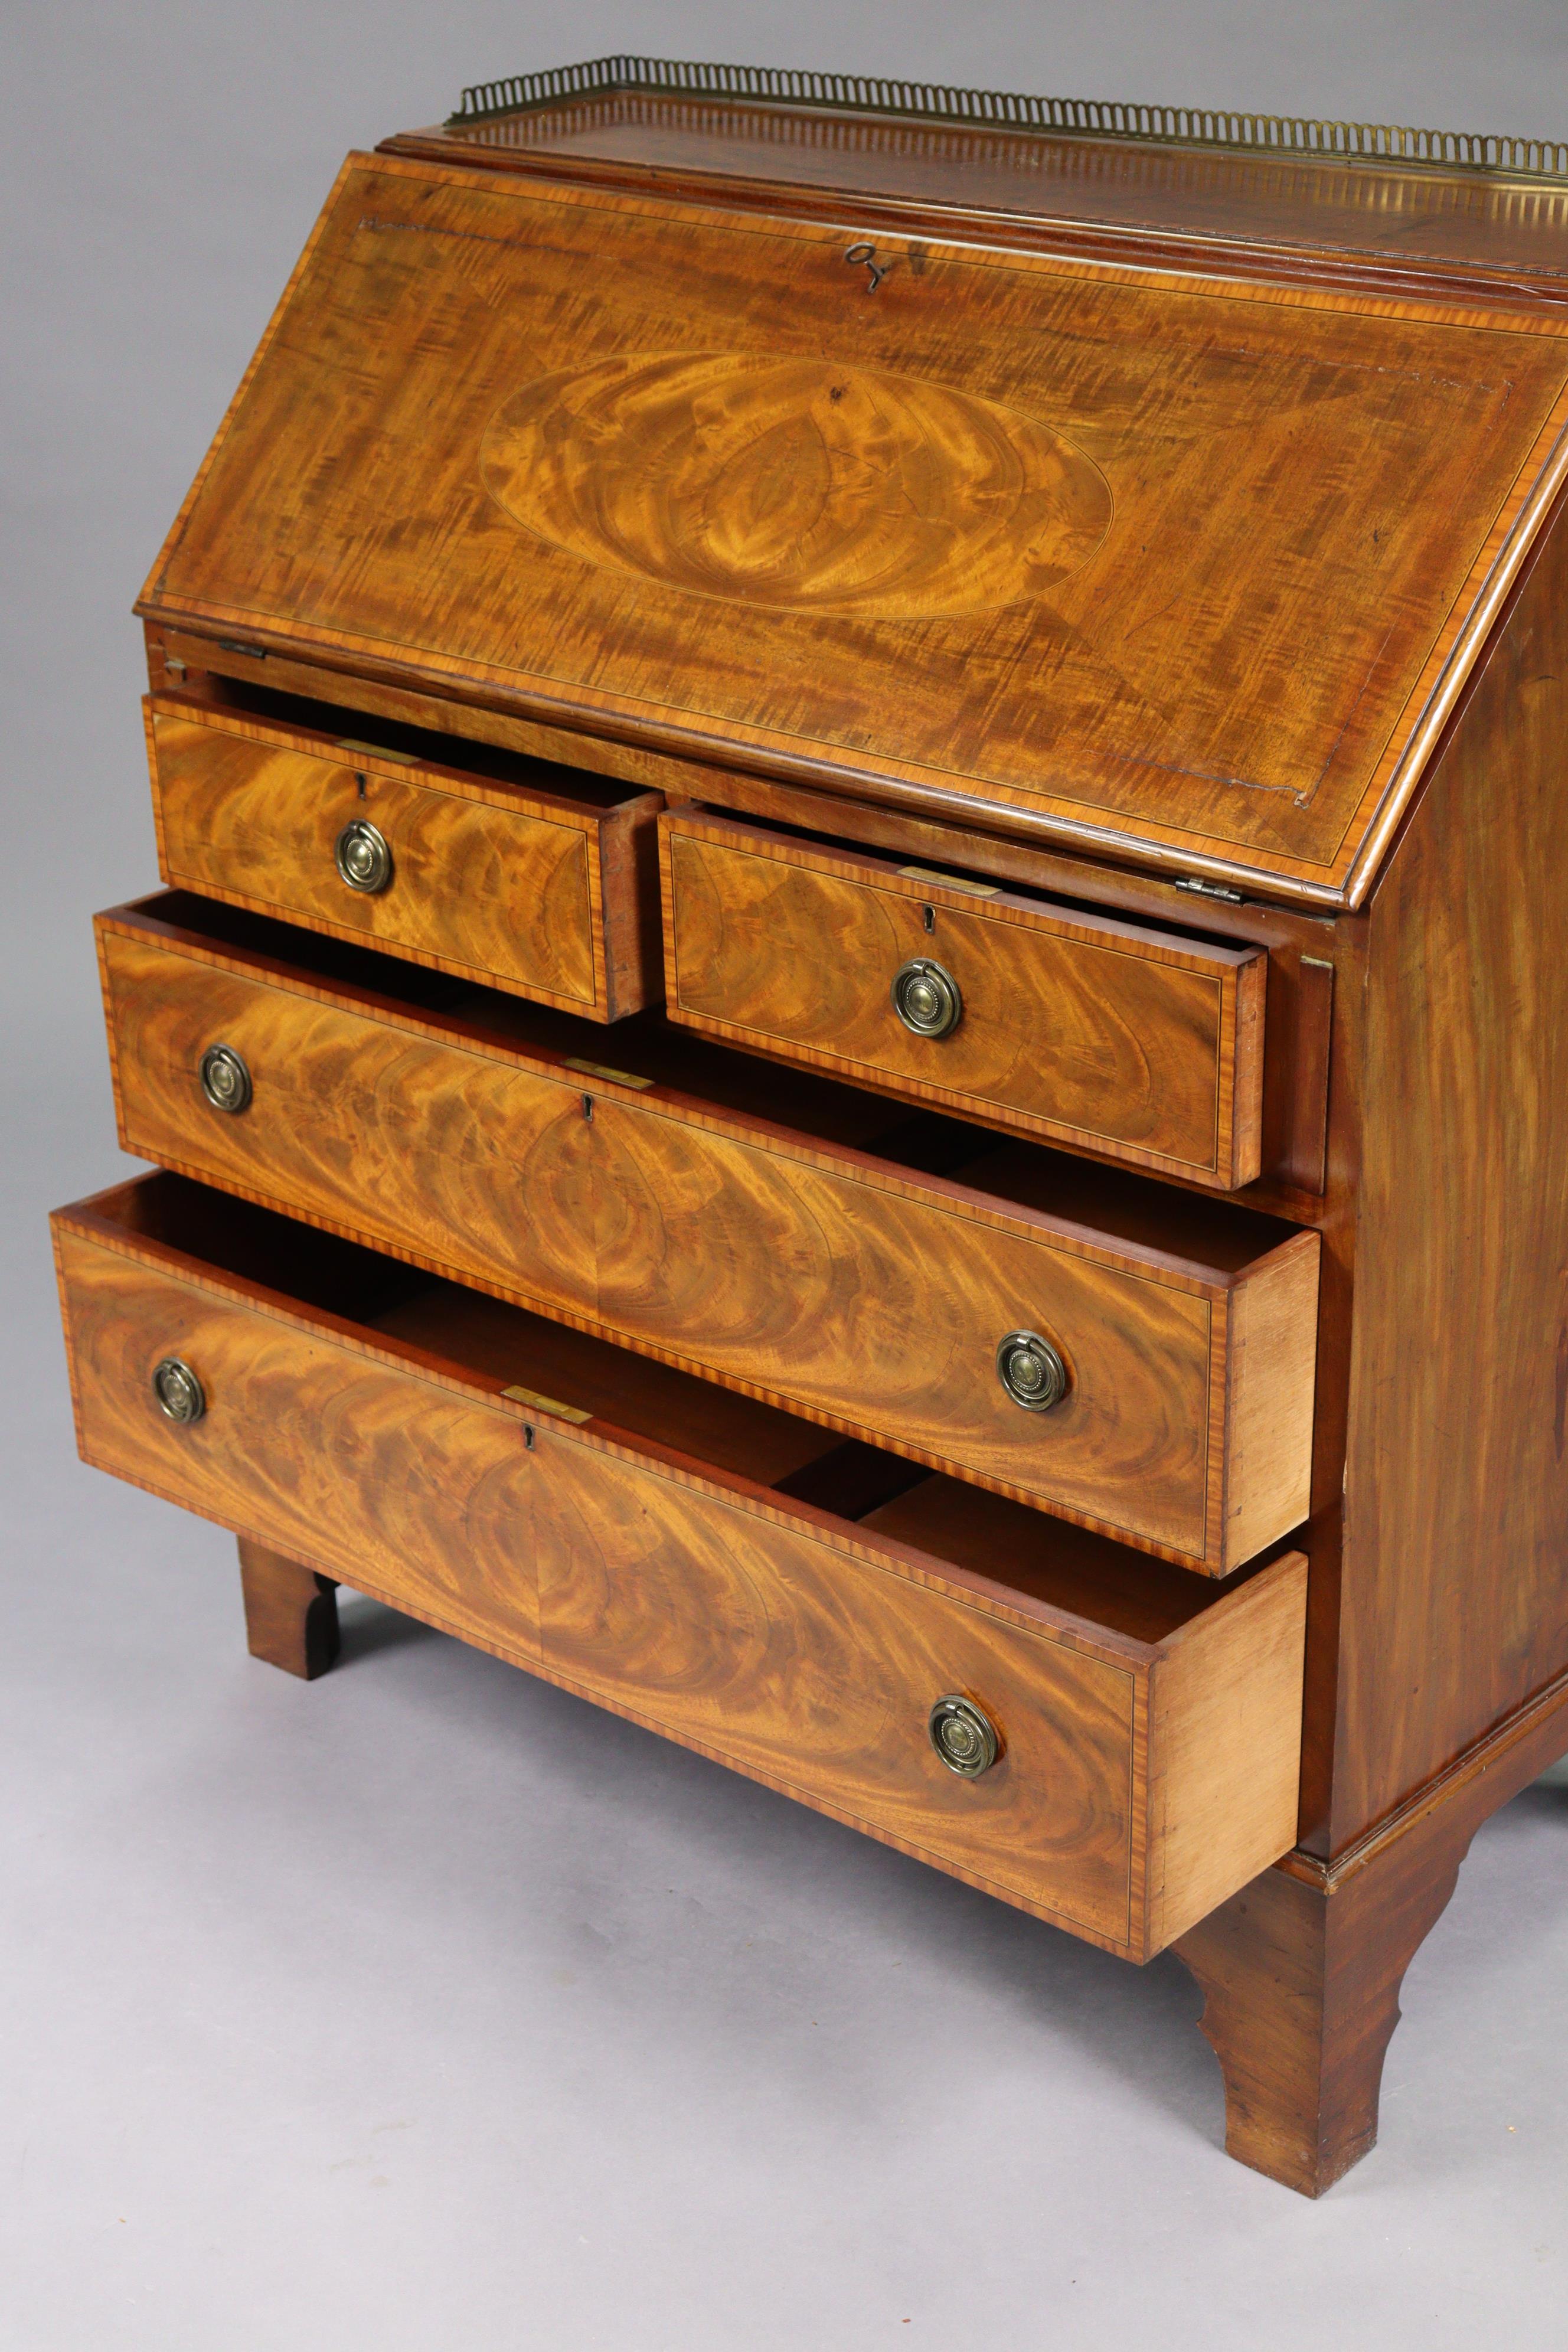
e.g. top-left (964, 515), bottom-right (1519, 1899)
top-left (660, 807), bottom-right (1267, 1188)
top-left (96, 892), bottom-right (1320, 1574)
top-left (145, 688), bottom-right (662, 1020)
top-left (53, 1172), bottom-right (1308, 1964)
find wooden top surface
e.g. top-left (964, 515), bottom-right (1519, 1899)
top-left (403, 87), bottom-right (1568, 287)
top-left (140, 151), bottom-right (1568, 904)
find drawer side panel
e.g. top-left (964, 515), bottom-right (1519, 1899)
top-left (1147, 1553), bottom-right (1308, 1949)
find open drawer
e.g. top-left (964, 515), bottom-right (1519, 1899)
top-left (96, 892), bottom-right (1319, 1574)
top-left (53, 1172), bottom-right (1307, 1963)
top-left (145, 685), bottom-right (662, 1020)
top-left (660, 806), bottom-right (1266, 1187)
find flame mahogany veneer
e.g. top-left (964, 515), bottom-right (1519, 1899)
top-left (50, 65), bottom-right (1568, 2194)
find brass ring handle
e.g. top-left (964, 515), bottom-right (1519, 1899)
top-left (995, 1329), bottom-right (1070, 1412)
top-left (199, 1043), bottom-right (252, 1115)
top-left (152, 1356), bottom-right (205, 1426)
top-left (334, 818), bottom-right (393, 895)
top-left (928, 1694), bottom-right (1000, 1777)
top-left (891, 957), bottom-right (962, 1039)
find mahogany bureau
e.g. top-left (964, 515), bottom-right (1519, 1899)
top-left (53, 58), bottom-right (1568, 2196)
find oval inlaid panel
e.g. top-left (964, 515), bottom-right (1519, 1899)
top-left (480, 352), bottom-right (1112, 618)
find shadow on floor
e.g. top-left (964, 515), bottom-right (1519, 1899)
top-left (334, 1589), bottom-right (445, 1665)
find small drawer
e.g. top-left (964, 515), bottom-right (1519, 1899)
top-left (53, 1172), bottom-right (1308, 1963)
top-left (96, 892), bottom-right (1318, 1574)
top-left (660, 809), bottom-right (1266, 1188)
top-left (145, 690), bottom-right (662, 1020)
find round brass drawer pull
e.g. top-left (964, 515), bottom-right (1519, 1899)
top-left (152, 1356), bottom-right (205, 1426)
top-left (995, 1329), bottom-right (1070, 1413)
top-left (334, 818), bottom-right (393, 895)
top-left (929, 1694), bottom-right (1000, 1778)
top-left (891, 956), bottom-right (962, 1039)
top-left (199, 1043), bottom-right (252, 1115)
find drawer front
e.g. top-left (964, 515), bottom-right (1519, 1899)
top-left (98, 912), bottom-right (1318, 1572)
top-left (52, 1184), bottom-right (1309, 1961)
top-left (661, 812), bottom-right (1266, 1187)
top-left (146, 696), bottom-right (659, 1019)
top-left (528, 1432), bottom-right (1136, 1944)
top-left (103, 923), bottom-right (602, 1322)
top-left (54, 1219), bottom-right (543, 1663)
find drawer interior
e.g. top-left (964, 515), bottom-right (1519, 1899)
top-left (668, 801), bottom-right (1251, 963)
top-left (133, 890), bottom-right (1304, 1280)
top-left (103, 1172), bottom-right (1245, 1647)
top-left (162, 672), bottom-right (647, 811)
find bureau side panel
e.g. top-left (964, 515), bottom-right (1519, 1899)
top-left (1336, 492), bottom-right (1568, 1840)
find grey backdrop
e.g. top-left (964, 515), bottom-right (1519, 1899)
top-left (4, 5), bottom-right (1566, 2345)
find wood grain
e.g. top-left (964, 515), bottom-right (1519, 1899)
top-left (1334, 481), bottom-right (1568, 1840)
top-left (51, 1173), bottom-right (1309, 1962)
top-left (1147, 1559), bottom-right (1308, 1950)
top-left (57, 80), bottom-right (1568, 2191)
top-left (368, 1280), bottom-right (844, 1491)
top-left (652, 767), bottom-right (1345, 1218)
top-left (1221, 1240), bottom-right (1320, 1572)
top-left (528, 1422), bottom-right (1141, 1947)
top-left (146, 692), bottom-right (662, 1018)
top-left (95, 896), bottom-right (1320, 1571)
top-left (1179, 1850), bottom-right (1460, 2197)
top-left (147, 624), bottom-right (730, 808)
top-left (54, 1217), bottom-right (544, 1665)
top-left (660, 807), bottom-right (1265, 1185)
top-left (143, 629), bottom-right (1351, 1220)
top-left (482, 351), bottom-right (1113, 617)
top-left (136, 153), bottom-right (1568, 905)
